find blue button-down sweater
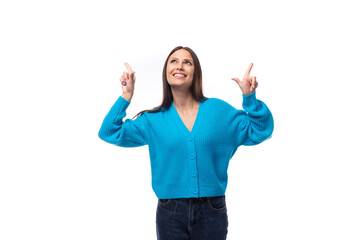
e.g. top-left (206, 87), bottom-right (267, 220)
top-left (98, 92), bottom-right (274, 199)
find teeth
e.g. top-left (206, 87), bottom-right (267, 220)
top-left (174, 74), bottom-right (185, 77)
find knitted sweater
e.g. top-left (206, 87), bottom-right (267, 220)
top-left (98, 92), bottom-right (274, 199)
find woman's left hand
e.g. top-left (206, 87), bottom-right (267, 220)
top-left (231, 63), bottom-right (258, 96)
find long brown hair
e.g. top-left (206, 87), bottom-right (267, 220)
top-left (132, 46), bottom-right (208, 119)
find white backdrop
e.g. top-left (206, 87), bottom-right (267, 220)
top-left (1, 0), bottom-right (359, 239)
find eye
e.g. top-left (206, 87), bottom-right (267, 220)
top-left (185, 60), bottom-right (192, 65)
top-left (170, 59), bottom-right (176, 63)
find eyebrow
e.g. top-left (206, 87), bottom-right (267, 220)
top-left (169, 57), bottom-right (193, 63)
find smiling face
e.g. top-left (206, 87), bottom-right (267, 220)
top-left (166, 49), bottom-right (195, 89)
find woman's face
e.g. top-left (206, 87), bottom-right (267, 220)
top-left (166, 49), bottom-right (195, 89)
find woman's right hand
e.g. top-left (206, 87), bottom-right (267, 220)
top-left (120, 62), bottom-right (136, 101)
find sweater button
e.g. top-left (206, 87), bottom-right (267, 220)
top-left (192, 171), bottom-right (197, 177)
top-left (190, 153), bottom-right (196, 159)
top-left (193, 188), bottom-right (198, 194)
top-left (188, 137), bottom-right (193, 141)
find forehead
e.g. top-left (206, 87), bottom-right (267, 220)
top-left (169, 49), bottom-right (193, 60)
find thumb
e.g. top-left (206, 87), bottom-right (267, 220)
top-left (231, 77), bottom-right (241, 85)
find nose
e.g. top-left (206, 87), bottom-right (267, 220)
top-left (176, 62), bottom-right (184, 70)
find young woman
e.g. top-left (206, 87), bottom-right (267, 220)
top-left (98, 46), bottom-right (274, 239)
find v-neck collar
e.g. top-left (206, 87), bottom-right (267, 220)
top-left (169, 99), bottom-right (205, 137)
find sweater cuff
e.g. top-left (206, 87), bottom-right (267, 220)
top-left (115, 95), bottom-right (131, 113)
top-left (242, 91), bottom-right (256, 109)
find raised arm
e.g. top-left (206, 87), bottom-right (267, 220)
top-left (98, 63), bottom-right (149, 147)
top-left (231, 63), bottom-right (274, 146)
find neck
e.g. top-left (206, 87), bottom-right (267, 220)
top-left (171, 88), bottom-right (198, 113)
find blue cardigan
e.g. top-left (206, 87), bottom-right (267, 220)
top-left (98, 92), bottom-right (274, 199)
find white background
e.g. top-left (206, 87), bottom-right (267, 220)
top-left (1, 0), bottom-right (359, 239)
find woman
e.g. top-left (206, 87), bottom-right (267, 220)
top-left (98, 46), bottom-right (274, 239)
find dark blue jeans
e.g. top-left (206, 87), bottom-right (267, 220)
top-left (156, 195), bottom-right (228, 240)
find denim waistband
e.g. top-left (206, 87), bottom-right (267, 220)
top-left (163, 195), bottom-right (225, 202)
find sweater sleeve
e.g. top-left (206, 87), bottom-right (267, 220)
top-left (234, 92), bottom-right (274, 147)
top-left (98, 96), bottom-right (149, 147)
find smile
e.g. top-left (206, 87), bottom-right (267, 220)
top-left (173, 73), bottom-right (187, 78)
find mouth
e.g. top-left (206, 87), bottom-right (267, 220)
top-left (173, 73), bottom-right (187, 78)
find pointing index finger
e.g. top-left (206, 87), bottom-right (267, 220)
top-left (124, 62), bottom-right (133, 73)
top-left (244, 62), bottom-right (254, 78)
